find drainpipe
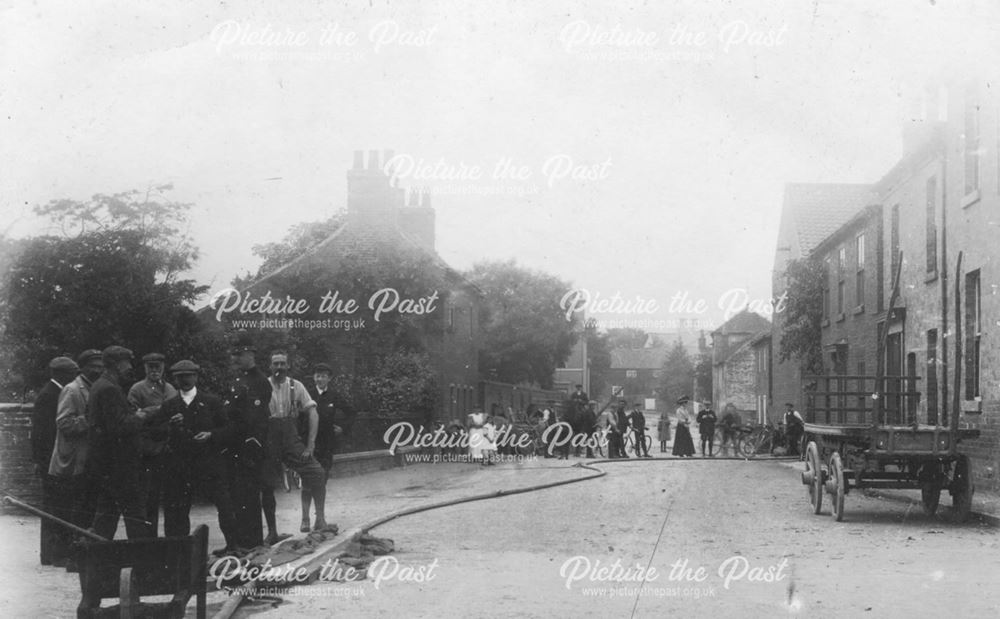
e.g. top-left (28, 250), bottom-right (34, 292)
top-left (940, 139), bottom-right (949, 426)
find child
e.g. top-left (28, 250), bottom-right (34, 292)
top-left (657, 414), bottom-right (670, 453)
top-left (482, 415), bottom-right (498, 466)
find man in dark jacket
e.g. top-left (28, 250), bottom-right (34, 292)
top-left (32, 356), bottom-right (79, 565)
top-left (610, 399), bottom-right (630, 459)
top-left (224, 332), bottom-right (272, 549)
top-left (628, 403), bottom-right (651, 458)
top-left (88, 346), bottom-right (151, 540)
top-left (696, 403), bottom-right (718, 457)
top-left (158, 360), bottom-right (239, 552)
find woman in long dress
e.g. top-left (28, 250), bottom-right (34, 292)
top-left (672, 396), bottom-right (696, 457)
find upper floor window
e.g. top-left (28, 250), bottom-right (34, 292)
top-left (855, 234), bottom-right (865, 309)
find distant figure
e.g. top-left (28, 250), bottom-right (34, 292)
top-left (672, 396), bottom-right (696, 457)
top-left (657, 413), bottom-right (670, 453)
top-left (467, 408), bottom-right (487, 463)
top-left (719, 406), bottom-right (741, 456)
top-left (783, 403), bottom-right (805, 456)
top-left (629, 404), bottom-right (651, 458)
top-left (696, 403), bottom-right (717, 457)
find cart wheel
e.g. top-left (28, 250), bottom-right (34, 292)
top-left (950, 455), bottom-right (974, 523)
top-left (805, 441), bottom-right (823, 515)
top-left (828, 452), bottom-right (845, 522)
top-left (921, 482), bottom-right (941, 516)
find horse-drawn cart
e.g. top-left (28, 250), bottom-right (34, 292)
top-left (800, 374), bottom-right (979, 522)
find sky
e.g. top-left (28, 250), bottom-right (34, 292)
top-left (3, 0), bottom-right (999, 332)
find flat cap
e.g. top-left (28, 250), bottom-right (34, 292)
top-left (77, 349), bottom-right (103, 366)
top-left (313, 363), bottom-right (333, 374)
top-left (169, 360), bottom-right (200, 375)
top-left (230, 330), bottom-right (256, 352)
top-left (102, 346), bottom-right (134, 363)
top-left (49, 356), bottom-right (79, 372)
top-left (141, 352), bottom-right (166, 364)
top-left (676, 395), bottom-right (691, 404)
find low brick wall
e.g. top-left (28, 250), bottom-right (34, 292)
top-left (328, 447), bottom-right (420, 479)
top-left (0, 403), bottom-right (41, 509)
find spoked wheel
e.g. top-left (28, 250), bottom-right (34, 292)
top-left (739, 433), bottom-right (758, 458)
top-left (803, 441), bottom-right (823, 514)
top-left (827, 452), bottom-right (845, 521)
top-left (950, 455), bottom-right (974, 523)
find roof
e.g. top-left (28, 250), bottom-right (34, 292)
top-left (716, 329), bottom-right (770, 366)
top-left (781, 183), bottom-right (875, 255)
top-left (712, 310), bottom-right (771, 335)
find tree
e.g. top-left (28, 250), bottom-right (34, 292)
top-left (3, 186), bottom-right (222, 389)
top-left (777, 256), bottom-right (824, 375)
top-left (466, 260), bottom-right (579, 388)
top-left (584, 325), bottom-right (612, 399)
top-left (694, 351), bottom-right (712, 403)
top-left (605, 328), bottom-right (650, 349)
top-left (658, 340), bottom-right (694, 408)
top-left (231, 213), bottom-right (345, 289)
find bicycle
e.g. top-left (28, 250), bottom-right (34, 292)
top-left (738, 423), bottom-right (781, 458)
top-left (624, 428), bottom-right (653, 456)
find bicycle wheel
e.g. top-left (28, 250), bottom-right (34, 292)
top-left (740, 432), bottom-right (759, 458)
top-left (644, 434), bottom-right (653, 454)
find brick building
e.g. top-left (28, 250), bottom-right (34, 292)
top-left (711, 310), bottom-right (771, 418)
top-left (209, 150), bottom-right (483, 423)
top-left (811, 204), bottom-right (885, 423)
top-left (608, 347), bottom-right (666, 407)
top-left (771, 184), bottom-right (875, 411)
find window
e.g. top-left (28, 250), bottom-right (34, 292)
top-left (855, 234), bottom-right (865, 309)
top-left (964, 82), bottom-right (980, 195)
top-left (626, 370), bottom-right (637, 379)
top-left (927, 329), bottom-right (938, 425)
top-left (965, 270), bottom-right (981, 400)
top-left (926, 177), bottom-right (937, 273)
top-left (837, 247), bottom-right (846, 315)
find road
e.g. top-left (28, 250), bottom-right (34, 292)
top-left (256, 457), bottom-right (1000, 619)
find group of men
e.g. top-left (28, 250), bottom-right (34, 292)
top-left (30, 332), bottom-right (351, 570)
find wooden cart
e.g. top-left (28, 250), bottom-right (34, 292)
top-left (800, 374), bottom-right (979, 522)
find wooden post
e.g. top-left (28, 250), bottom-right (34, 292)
top-left (953, 251), bottom-right (963, 435)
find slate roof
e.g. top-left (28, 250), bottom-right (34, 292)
top-left (782, 183), bottom-right (875, 254)
top-left (712, 310), bottom-right (771, 335)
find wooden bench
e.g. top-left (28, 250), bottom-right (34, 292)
top-left (76, 525), bottom-right (208, 619)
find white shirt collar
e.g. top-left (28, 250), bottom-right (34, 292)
top-left (181, 386), bottom-right (197, 405)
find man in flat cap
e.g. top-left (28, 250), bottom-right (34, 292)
top-left (128, 352), bottom-right (177, 537)
top-left (88, 345), bottom-right (152, 539)
top-left (32, 356), bottom-right (79, 565)
top-left (225, 332), bottom-right (272, 548)
top-left (157, 360), bottom-right (240, 554)
top-left (49, 349), bottom-right (103, 570)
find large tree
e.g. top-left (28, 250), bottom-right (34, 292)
top-left (584, 324), bottom-right (612, 400)
top-left (777, 256), bottom-right (824, 375)
top-left (658, 340), bottom-right (694, 407)
top-left (231, 213), bottom-right (345, 289)
top-left (3, 186), bottom-right (223, 389)
top-left (466, 260), bottom-right (579, 388)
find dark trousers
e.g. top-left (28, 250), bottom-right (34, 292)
top-left (91, 465), bottom-right (150, 540)
top-left (162, 456), bottom-right (238, 547)
top-left (633, 430), bottom-right (649, 456)
top-left (787, 427), bottom-right (803, 455)
top-left (608, 431), bottom-right (624, 458)
top-left (141, 454), bottom-right (166, 537)
top-left (229, 457), bottom-right (264, 548)
top-left (39, 474), bottom-right (70, 565)
top-left (700, 428), bottom-right (715, 456)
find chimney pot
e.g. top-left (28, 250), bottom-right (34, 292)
top-left (353, 150), bottom-right (364, 169)
top-left (368, 150), bottom-right (380, 171)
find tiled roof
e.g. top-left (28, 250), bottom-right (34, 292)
top-left (712, 310), bottom-right (771, 335)
top-left (783, 183), bottom-right (875, 254)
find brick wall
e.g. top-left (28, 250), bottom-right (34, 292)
top-left (0, 403), bottom-right (41, 510)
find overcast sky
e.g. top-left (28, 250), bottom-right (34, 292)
top-left (3, 0), bottom-right (998, 330)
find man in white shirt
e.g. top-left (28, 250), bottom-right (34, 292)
top-left (261, 350), bottom-right (328, 542)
